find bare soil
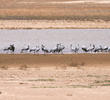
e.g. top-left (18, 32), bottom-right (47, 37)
top-left (0, 0), bottom-right (110, 21)
top-left (0, 20), bottom-right (110, 29)
top-left (0, 0), bottom-right (110, 28)
top-left (0, 54), bottom-right (110, 67)
top-left (0, 54), bottom-right (110, 100)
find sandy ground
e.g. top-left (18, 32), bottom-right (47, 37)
top-left (0, 0), bottom-right (110, 29)
top-left (0, 20), bottom-right (110, 29)
top-left (18, 0), bottom-right (110, 4)
top-left (0, 67), bottom-right (110, 100)
top-left (0, 54), bottom-right (110, 67)
top-left (0, 54), bottom-right (110, 100)
top-left (49, 0), bottom-right (110, 4)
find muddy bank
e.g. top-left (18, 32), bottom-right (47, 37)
top-left (0, 54), bottom-right (110, 67)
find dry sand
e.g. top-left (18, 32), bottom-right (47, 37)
top-left (0, 0), bottom-right (110, 29)
top-left (0, 54), bottom-right (110, 100)
top-left (0, 20), bottom-right (110, 29)
top-left (49, 0), bottom-right (110, 4)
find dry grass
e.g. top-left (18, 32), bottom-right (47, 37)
top-left (68, 79), bottom-right (110, 88)
top-left (93, 80), bottom-right (110, 87)
top-left (69, 85), bottom-right (93, 88)
top-left (28, 79), bottom-right (55, 82)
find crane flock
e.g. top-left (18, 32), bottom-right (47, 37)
top-left (1, 43), bottom-right (110, 54)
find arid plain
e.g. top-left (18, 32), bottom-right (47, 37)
top-left (0, 0), bottom-right (110, 100)
top-left (0, 54), bottom-right (110, 100)
top-left (0, 0), bottom-right (110, 28)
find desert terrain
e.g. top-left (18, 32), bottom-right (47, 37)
top-left (0, 0), bottom-right (110, 28)
top-left (0, 0), bottom-right (110, 99)
top-left (0, 54), bottom-right (110, 100)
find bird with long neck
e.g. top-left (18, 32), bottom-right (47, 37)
top-left (70, 44), bottom-right (79, 53)
top-left (41, 45), bottom-right (50, 54)
top-left (21, 45), bottom-right (30, 53)
top-left (87, 44), bottom-right (95, 52)
top-left (3, 44), bottom-right (15, 53)
top-left (56, 43), bottom-right (65, 54)
top-left (82, 44), bottom-right (95, 53)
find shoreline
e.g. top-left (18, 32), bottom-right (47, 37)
top-left (0, 20), bottom-right (110, 29)
top-left (0, 53), bottom-right (110, 67)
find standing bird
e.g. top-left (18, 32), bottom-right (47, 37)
top-left (82, 44), bottom-right (95, 53)
top-left (70, 44), bottom-right (79, 53)
top-left (3, 44), bottom-right (15, 53)
top-left (56, 43), bottom-right (65, 54)
top-left (41, 45), bottom-right (50, 54)
top-left (94, 45), bottom-right (103, 52)
top-left (21, 45), bottom-right (30, 53)
top-left (108, 47), bottom-right (110, 52)
top-left (30, 46), bottom-right (40, 54)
